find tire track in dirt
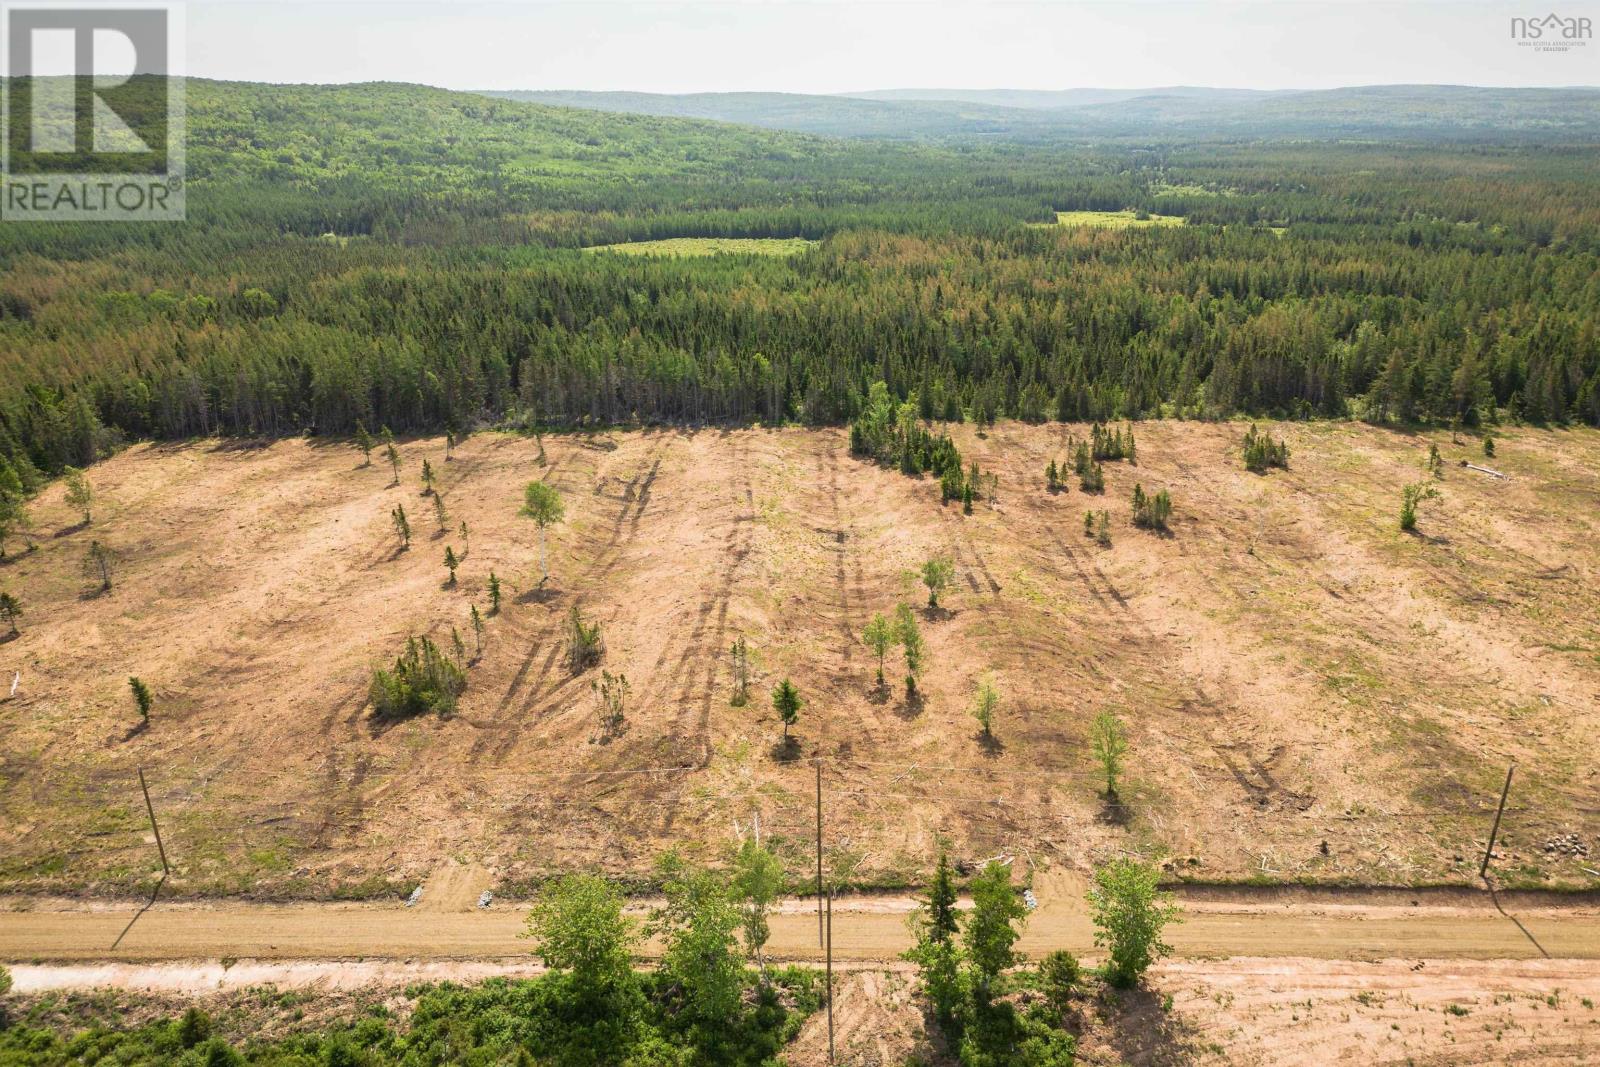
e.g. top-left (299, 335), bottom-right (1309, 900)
top-left (652, 436), bottom-right (756, 835)
top-left (819, 437), bottom-right (859, 663)
top-left (467, 438), bottom-right (670, 763)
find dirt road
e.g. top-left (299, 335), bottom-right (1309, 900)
top-left (3, 887), bottom-right (1596, 968)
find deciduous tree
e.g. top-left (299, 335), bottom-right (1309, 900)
top-left (1087, 857), bottom-right (1180, 988)
top-left (63, 466), bottom-right (92, 524)
top-left (862, 612), bottom-right (893, 687)
top-left (521, 480), bottom-right (565, 586)
top-left (921, 556), bottom-right (954, 609)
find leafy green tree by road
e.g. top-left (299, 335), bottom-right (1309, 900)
top-left (524, 872), bottom-right (640, 1018)
top-left (1087, 857), bottom-right (1181, 988)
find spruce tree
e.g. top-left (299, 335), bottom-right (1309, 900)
top-left (391, 505), bottom-right (411, 550)
top-left (421, 458), bottom-right (436, 495)
top-left (444, 546), bottom-right (459, 585)
top-left (895, 603), bottom-right (925, 695)
top-left (354, 422), bottom-right (373, 466)
top-left (488, 572), bottom-right (502, 614)
top-left (771, 678), bottom-right (801, 739)
top-left (470, 604), bottom-right (485, 661)
top-left (129, 676), bottom-right (153, 721)
top-left (0, 591), bottom-right (20, 635)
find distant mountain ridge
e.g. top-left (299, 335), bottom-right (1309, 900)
top-left (482, 85), bottom-right (1600, 140)
top-left (843, 86), bottom-right (1288, 110)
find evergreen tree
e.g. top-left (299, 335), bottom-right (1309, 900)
top-left (488, 571), bottom-right (502, 614)
top-left (1400, 481), bottom-right (1439, 531)
top-left (470, 604), bottom-right (485, 661)
top-left (964, 860), bottom-right (1026, 1002)
top-left (444, 546), bottom-right (460, 585)
top-left (129, 676), bottom-right (153, 721)
top-left (391, 504), bottom-right (411, 550)
top-left (0, 591), bottom-right (20, 635)
top-left (970, 675), bottom-right (999, 738)
top-left (771, 678), bottom-right (801, 739)
top-left (433, 493), bottom-right (449, 533)
top-left (421, 458), bottom-right (436, 495)
top-left (354, 422), bottom-right (373, 466)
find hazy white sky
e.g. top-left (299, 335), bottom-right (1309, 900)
top-left (185, 1), bottom-right (1599, 92)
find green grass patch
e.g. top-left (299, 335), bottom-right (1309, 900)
top-left (582, 236), bottom-right (817, 256)
top-left (1035, 209), bottom-right (1186, 229)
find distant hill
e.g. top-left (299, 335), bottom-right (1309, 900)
top-left (844, 86), bottom-right (1285, 110)
top-left (482, 90), bottom-right (1058, 139)
top-left (482, 85), bottom-right (1600, 140)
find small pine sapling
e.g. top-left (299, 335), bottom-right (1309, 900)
top-left (444, 546), bottom-right (460, 585)
top-left (1083, 510), bottom-right (1094, 537)
top-left (381, 426), bottom-right (400, 485)
top-left (129, 676), bottom-right (153, 721)
top-left (729, 634), bottom-right (751, 707)
top-left (354, 422), bottom-right (373, 466)
top-left (1095, 510), bottom-right (1112, 547)
top-left (451, 626), bottom-right (466, 667)
top-left (593, 670), bottom-right (630, 736)
top-left (1483, 436), bottom-right (1496, 458)
top-left (82, 540), bottom-right (119, 591)
top-left (470, 604), bottom-right (485, 661)
top-left (0, 591), bottom-right (19, 635)
top-left (433, 493), bottom-right (449, 534)
top-left (771, 678), bottom-right (801, 739)
top-left (1427, 443), bottom-right (1444, 479)
top-left (488, 572), bottom-right (502, 614)
top-left (970, 676), bottom-right (999, 738)
top-left (391, 504), bottom-right (411, 550)
top-left (421, 458), bottom-right (436, 496)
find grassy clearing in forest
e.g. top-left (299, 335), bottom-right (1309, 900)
top-left (582, 236), bottom-right (817, 256)
top-left (1035, 209), bottom-right (1187, 228)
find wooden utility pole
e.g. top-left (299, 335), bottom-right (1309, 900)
top-left (825, 887), bottom-right (835, 1065)
top-left (138, 768), bottom-right (170, 879)
top-left (1480, 763), bottom-right (1516, 879)
top-left (815, 758), bottom-right (824, 946)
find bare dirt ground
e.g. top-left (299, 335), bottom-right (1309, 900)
top-left (0, 422), bottom-right (1597, 898)
top-left (785, 958), bottom-right (1600, 1067)
top-left (9, 950), bottom-right (1600, 1066)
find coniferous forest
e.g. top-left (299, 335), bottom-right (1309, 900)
top-left (2, 80), bottom-right (1598, 482)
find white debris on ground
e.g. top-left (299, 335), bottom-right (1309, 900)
top-left (405, 886), bottom-right (423, 908)
top-left (477, 891), bottom-right (493, 909)
top-left (1022, 889), bottom-right (1038, 910)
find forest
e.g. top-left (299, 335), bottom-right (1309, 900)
top-left (1, 79), bottom-right (1598, 482)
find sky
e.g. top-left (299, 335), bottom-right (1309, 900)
top-left (183, 0), bottom-right (1599, 93)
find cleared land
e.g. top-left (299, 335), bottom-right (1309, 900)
top-left (1, 423), bottom-right (1597, 898)
top-left (1033, 209), bottom-right (1186, 228)
top-left (581, 236), bottom-right (817, 255)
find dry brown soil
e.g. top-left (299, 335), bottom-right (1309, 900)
top-left (1, 422), bottom-right (1597, 896)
